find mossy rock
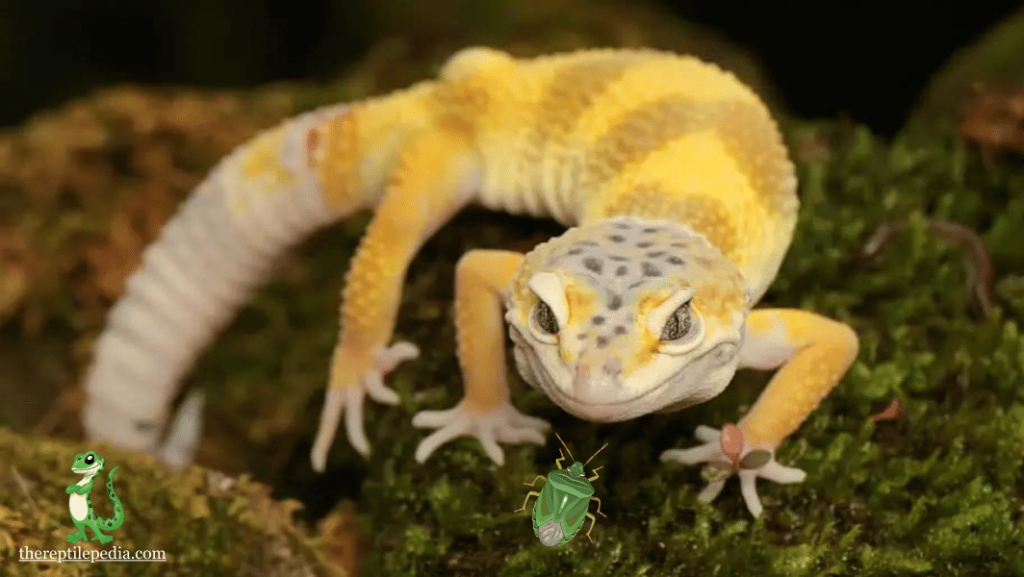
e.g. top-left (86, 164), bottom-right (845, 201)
top-left (3, 26), bottom-right (1024, 577)
top-left (0, 427), bottom-right (354, 576)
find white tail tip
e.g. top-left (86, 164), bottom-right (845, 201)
top-left (157, 391), bottom-right (205, 471)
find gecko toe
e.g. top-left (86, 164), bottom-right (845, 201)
top-left (311, 389), bottom-right (346, 472)
top-left (343, 386), bottom-right (370, 457)
top-left (694, 425), bottom-right (721, 443)
top-left (363, 371), bottom-right (400, 405)
top-left (758, 461), bottom-right (806, 484)
top-left (496, 426), bottom-right (546, 445)
top-left (478, 427), bottom-right (504, 464)
top-left (508, 411), bottom-right (552, 433)
top-left (660, 443), bottom-right (720, 465)
top-left (414, 418), bottom-right (472, 463)
top-left (375, 341), bottom-right (419, 373)
top-left (739, 471), bottom-right (764, 517)
top-left (411, 407), bottom-right (462, 428)
top-left (697, 478), bottom-right (727, 503)
top-left (412, 400), bottom-right (549, 464)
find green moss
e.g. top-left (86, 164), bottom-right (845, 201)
top-left (0, 428), bottom-right (346, 576)
top-left (295, 121), bottom-right (1024, 576)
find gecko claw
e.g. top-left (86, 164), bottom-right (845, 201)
top-left (310, 341), bottom-right (419, 472)
top-left (412, 401), bottom-right (550, 465)
top-left (661, 424), bottom-right (806, 518)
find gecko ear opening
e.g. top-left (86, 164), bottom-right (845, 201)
top-left (527, 272), bottom-right (567, 343)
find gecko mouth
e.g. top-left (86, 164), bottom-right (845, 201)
top-left (539, 341), bottom-right (741, 422)
top-left (543, 373), bottom-right (676, 423)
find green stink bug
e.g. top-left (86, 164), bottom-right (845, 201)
top-left (514, 433), bottom-right (608, 546)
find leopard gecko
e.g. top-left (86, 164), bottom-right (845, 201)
top-left (81, 46), bottom-right (859, 517)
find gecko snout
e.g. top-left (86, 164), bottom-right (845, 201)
top-left (572, 357), bottom-right (625, 400)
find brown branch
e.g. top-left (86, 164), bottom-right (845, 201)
top-left (862, 218), bottom-right (995, 317)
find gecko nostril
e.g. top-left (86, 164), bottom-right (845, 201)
top-left (602, 358), bottom-right (621, 376)
top-left (577, 364), bottom-right (592, 380)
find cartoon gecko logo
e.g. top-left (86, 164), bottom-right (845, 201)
top-left (65, 451), bottom-right (124, 544)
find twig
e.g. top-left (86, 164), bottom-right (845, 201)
top-left (32, 387), bottom-right (83, 436)
top-left (869, 397), bottom-right (903, 423)
top-left (862, 219), bottom-right (995, 317)
top-left (10, 465), bottom-right (37, 508)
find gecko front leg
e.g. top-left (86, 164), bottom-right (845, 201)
top-left (310, 128), bottom-right (482, 471)
top-left (413, 249), bottom-right (551, 464)
top-left (662, 308), bottom-right (859, 517)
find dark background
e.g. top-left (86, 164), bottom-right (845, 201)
top-left (1, 0), bottom-right (1021, 136)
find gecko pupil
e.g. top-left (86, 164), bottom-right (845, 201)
top-left (85, 454), bottom-right (94, 464)
top-left (535, 301), bottom-right (559, 334)
top-left (660, 303), bottom-right (693, 341)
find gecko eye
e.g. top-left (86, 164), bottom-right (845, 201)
top-left (85, 454), bottom-right (94, 464)
top-left (660, 301), bottom-right (695, 341)
top-left (534, 301), bottom-right (559, 334)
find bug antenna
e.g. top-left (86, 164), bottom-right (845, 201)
top-left (554, 432), bottom-right (574, 462)
top-left (583, 442), bottom-right (608, 468)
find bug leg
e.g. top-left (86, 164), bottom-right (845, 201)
top-left (584, 512), bottom-right (598, 544)
top-left (555, 450), bottom-right (565, 470)
top-left (587, 466), bottom-right (603, 482)
top-left (514, 491), bottom-right (541, 513)
top-left (590, 496), bottom-right (607, 518)
top-left (522, 475), bottom-right (547, 488)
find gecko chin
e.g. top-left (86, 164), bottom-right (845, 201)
top-left (544, 382), bottom-right (674, 423)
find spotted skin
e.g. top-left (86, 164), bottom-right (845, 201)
top-left (66, 451), bottom-right (124, 544)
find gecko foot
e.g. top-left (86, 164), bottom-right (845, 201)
top-left (412, 400), bottom-right (551, 465)
top-left (310, 341), bottom-right (419, 471)
top-left (660, 424), bottom-right (806, 518)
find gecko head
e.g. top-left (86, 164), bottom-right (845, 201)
top-left (71, 451), bottom-right (105, 476)
top-left (506, 217), bottom-right (751, 423)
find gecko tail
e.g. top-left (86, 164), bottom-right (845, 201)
top-left (156, 390), bottom-right (205, 470)
top-left (82, 104), bottom-right (356, 464)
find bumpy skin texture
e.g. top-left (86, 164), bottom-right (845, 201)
top-left (65, 451), bottom-right (124, 544)
top-left (83, 47), bottom-right (859, 517)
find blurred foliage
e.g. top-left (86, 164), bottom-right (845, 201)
top-left (2, 0), bottom-right (1024, 575)
top-left (904, 5), bottom-right (1024, 133)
